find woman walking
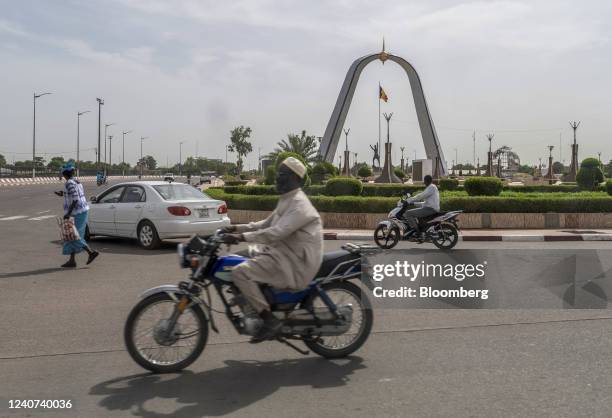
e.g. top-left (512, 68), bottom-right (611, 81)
top-left (56, 164), bottom-right (99, 268)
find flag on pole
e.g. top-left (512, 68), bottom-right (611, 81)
top-left (379, 85), bottom-right (388, 102)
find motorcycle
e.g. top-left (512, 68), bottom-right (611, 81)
top-left (96, 173), bottom-right (107, 187)
top-left (373, 193), bottom-right (462, 250)
top-left (124, 231), bottom-right (376, 373)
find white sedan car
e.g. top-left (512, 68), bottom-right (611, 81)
top-left (87, 181), bottom-right (231, 249)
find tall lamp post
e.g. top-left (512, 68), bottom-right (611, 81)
top-left (33, 92), bottom-right (52, 178)
top-left (179, 140), bottom-right (186, 176)
top-left (122, 130), bottom-right (132, 177)
top-left (76, 110), bottom-right (91, 177)
top-left (96, 98), bottom-right (104, 168)
top-left (104, 123), bottom-right (115, 172)
top-left (139, 136), bottom-right (148, 179)
top-left (108, 135), bottom-right (114, 171)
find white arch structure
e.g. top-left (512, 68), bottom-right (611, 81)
top-left (317, 52), bottom-right (447, 177)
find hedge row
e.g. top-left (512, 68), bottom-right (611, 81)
top-left (206, 189), bottom-right (612, 213)
top-left (219, 183), bottom-right (604, 196)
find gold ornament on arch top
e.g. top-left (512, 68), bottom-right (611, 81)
top-left (378, 51), bottom-right (389, 63)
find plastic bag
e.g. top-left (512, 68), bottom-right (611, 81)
top-left (57, 217), bottom-right (80, 242)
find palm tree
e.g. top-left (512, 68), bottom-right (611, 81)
top-left (268, 130), bottom-right (319, 163)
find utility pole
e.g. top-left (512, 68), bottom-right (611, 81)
top-left (108, 135), bottom-right (113, 171)
top-left (122, 130), bottom-right (132, 177)
top-left (32, 92), bottom-right (52, 178)
top-left (104, 123), bottom-right (115, 172)
top-left (76, 110), bottom-right (90, 177)
top-left (473, 129), bottom-right (476, 169)
top-left (179, 140), bottom-right (185, 176)
top-left (96, 98), bottom-right (104, 168)
top-left (568, 121), bottom-right (580, 181)
top-left (139, 136), bottom-right (148, 179)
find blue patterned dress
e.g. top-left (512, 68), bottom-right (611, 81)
top-left (62, 179), bottom-right (90, 255)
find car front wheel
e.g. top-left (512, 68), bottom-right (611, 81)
top-left (137, 220), bottom-right (161, 249)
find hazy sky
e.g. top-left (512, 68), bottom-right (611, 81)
top-left (1, 0), bottom-right (611, 169)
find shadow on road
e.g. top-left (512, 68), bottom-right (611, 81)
top-left (90, 356), bottom-right (366, 417)
top-left (0, 267), bottom-right (65, 279)
top-left (50, 237), bottom-right (179, 256)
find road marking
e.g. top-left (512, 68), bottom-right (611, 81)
top-left (37, 210), bottom-right (51, 214)
top-left (0, 215), bottom-right (28, 221)
top-left (27, 215), bottom-right (56, 221)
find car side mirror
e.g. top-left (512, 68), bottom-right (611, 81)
top-left (90, 196), bottom-right (97, 203)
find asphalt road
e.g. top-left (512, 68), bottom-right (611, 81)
top-left (2, 181), bottom-right (612, 417)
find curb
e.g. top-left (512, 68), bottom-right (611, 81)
top-left (0, 175), bottom-right (163, 187)
top-left (324, 233), bottom-right (612, 242)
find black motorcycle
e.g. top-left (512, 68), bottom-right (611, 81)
top-left (374, 193), bottom-right (462, 250)
top-left (124, 231), bottom-right (375, 373)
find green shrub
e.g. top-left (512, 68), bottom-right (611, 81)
top-left (206, 189), bottom-right (612, 214)
top-left (311, 161), bottom-right (337, 184)
top-left (361, 184), bottom-right (426, 197)
top-left (503, 184), bottom-right (581, 193)
top-left (323, 177), bottom-right (363, 196)
top-left (576, 158), bottom-right (604, 190)
top-left (264, 165), bottom-right (276, 185)
top-left (439, 177), bottom-right (459, 191)
top-left (305, 185), bottom-right (325, 195)
top-left (606, 180), bottom-right (612, 196)
top-left (464, 176), bottom-right (503, 196)
top-left (222, 176), bottom-right (248, 186)
top-left (357, 165), bottom-right (372, 178)
top-left (223, 185), bottom-right (277, 195)
top-left (393, 167), bottom-right (406, 179)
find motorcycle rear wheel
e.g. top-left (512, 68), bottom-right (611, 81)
top-left (374, 224), bottom-right (400, 249)
top-left (431, 223), bottom-right (459, 250)
top-left (302, 281), bottom-right (373, 358)
top-left (124, 293), bottom-right (208, 373)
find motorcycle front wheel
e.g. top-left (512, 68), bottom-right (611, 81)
top-left (374, 224), bottom-right (400, 249)
top-left (431, 222), bottom-right (459, 250)
top-left (124, 292), bottom-right (208, 373)
top-left (302, 281), bottom-right (373, 358)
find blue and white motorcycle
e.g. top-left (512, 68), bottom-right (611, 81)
top-left (124, 231), bottom-right (374, 373)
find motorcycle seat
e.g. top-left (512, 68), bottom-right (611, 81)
top-left (314, 250), bottom-right (360, 278)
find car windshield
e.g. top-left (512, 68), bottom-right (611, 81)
top-left (153, 184), bottom-right (210, 201)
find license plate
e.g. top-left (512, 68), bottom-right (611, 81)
top-left (197, 208), bottom-right (209, 218)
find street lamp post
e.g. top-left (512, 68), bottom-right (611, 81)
top-left (104, 123), bottom-right (115, 173)
top-left (179, 141), bottom-right (186, 176)
top-left (139, 136), bottom-right (148, 179)
top-left (96, 98), bottom-right (104, 168)
top-left (76, 110), bottom-right (91, 177)
top-left (108, 135), bottom-right (113, 170)
top-left (122, 130), bottom-right (132, 177)
top-left (33, 92), bottom-right (52, 178)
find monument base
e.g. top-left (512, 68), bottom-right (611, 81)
top-left (375, 142), bottom-right (402, 183)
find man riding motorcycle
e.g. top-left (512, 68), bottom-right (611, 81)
top-left (403, 174), bottom-right (440, 241)
top-left (221, 157), bottom-right (323, 343)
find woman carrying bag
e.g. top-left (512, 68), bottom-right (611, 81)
top-left (55, 164), bottom-right (99, 268)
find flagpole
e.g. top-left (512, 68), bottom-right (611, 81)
top-left (378, 82), bottom-right (381, 160)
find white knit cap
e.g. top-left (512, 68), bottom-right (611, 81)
top-left (280, 157), bottom-right (307, 178)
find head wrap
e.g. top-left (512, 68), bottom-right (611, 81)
top-left (280, 157), bottom-right (306, 178)
top-left (61, 163), bottom-right (76, 175)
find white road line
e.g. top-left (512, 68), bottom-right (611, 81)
top-left (27, 215), bottom-right (56, 221)
top-left (37, 210), bottom-right (51, 214)
top-left (0, 215), bottom-right (28, 221)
